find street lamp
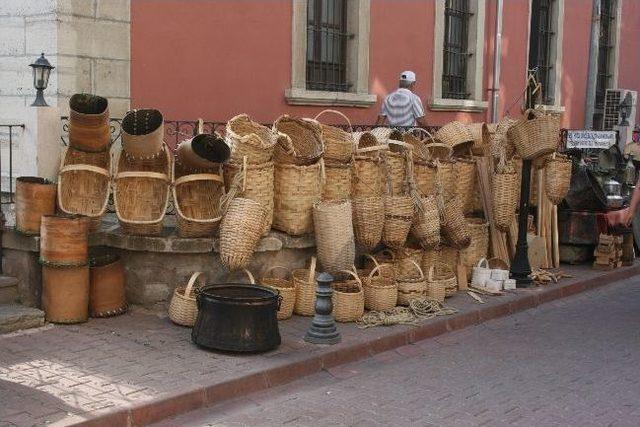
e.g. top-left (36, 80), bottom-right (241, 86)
top-left (29, 53), bottom-right (54, 107)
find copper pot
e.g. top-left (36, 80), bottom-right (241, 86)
top-left (121, 109), bottom-right (164, 159)
top-left (15, 176), bottom-right (56, 235)
top-left (68, 94), bottom-right (110, 152)
top-left (175, 133), bottom-right (230, 170)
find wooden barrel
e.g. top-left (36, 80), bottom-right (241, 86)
top-left (89, 248), bottom-right (127, 317)
top-left (42, 265), bottom-right (89, 324)
top-left (15, 177), bottom-right (56, 235)
top-left (40, 215), bottom-right (89, 266)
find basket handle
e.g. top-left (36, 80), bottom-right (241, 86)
top-left (428, 265), bottom-right (435, 282)
top-left (408, 127), bottom-right (435, 144)
top-left (242, 268), bottom-right (256, 285)
top-left (425, 143), bottom-right (453, 160)
top-left (356, 144), bottom-right (389, 154)
top-left (406, 259), bottom-right (425, 280)
top-left (387, 139), bottom-right (414, 151)
top-left (476, 257), bottom-right (489, 268)
top-left (60, 164), bottom-right (110, 177)
top-left (263, 265), bottom-right (291, 280)
top-left (184, 272), bottom-right (204, 298)
top-left (115, 171), bottom-right (170, 181)
top-left (174, 173), bottom-right (223, 186)
top-left (368, 262), bottom-right (391, 280)
top-left (364, 253), bottom-right (380, 270)
top-left (337, 267), bottom-right (362, 290)
top-left (307, 256), bottom-right (317, 284)
top-left (313, 109), bottom-right (353, 134)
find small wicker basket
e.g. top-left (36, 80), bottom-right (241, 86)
top-left (262, 266), bottom-right (296, 320)
top-left (545, 153), bottom-right (572, 205)
top-left (332, 269), bottom-right (364, 322)
top-left (168, 272), bottom-right (206, 327)
top-left (293, 257), bottom-right (317, 316)
top-left (508, 109), bottom-right (560, 160)
top-left (361, 255), bottom-right (396, 312)
top-left (396, 259), bottom-right (426, 306)
top-left (314, 109), bottom-right (354, 163)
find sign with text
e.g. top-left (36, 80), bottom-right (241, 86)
top-left (566, 130), bottom-right (617, 149)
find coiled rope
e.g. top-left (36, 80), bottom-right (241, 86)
top-left (356, 297), bottom-right (458, 329)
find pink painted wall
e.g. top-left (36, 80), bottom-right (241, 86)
top-left (131, 0), bottom-right (640, 128)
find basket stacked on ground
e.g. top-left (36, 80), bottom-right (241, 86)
top-left (460, 218), bottom-right (489, 275)
top-left (394, 247), bottom-right (423, 279)
top-left (454, 158), bottom-right (476, 213)
top-left (545, 153), bottom-right (572, 204)
top-left (293, 257), bottom-right (317, 316)
top-left (225, 114), bottom-right (280, 164)
top-left (40, 215), bottom-right (90, 324)
top-left (273, 115), bottom-right (324, 165)
top-left (313, 200), bottom-right (355, 274)
top-left (68, 94), bottom-right (110, 153)
top-left (468, 122), bottom-right (491, 156)
top-left (384, 139), bottom-right (409, 196)
top-left (422, 245), bottom-right (459, 273)
top-left (396, 259), bottom-right (426, 306)
top-left (383, 196), bottom-right (414, 248)
top-left (315, 109), bottom-right (354, 163)
top-left (410, 195), bottom-right (440, 249)
top-left (441, 197), bottom-right (471, 249)
top-left (492, 159), bottom-right (519, 231)
top-left (58, 148), bottom-right (111, 232)
top-left (168, 272), bottom-right (205, 327)
top-left (508, 109), bottom-right (560, 160)
top-left (88, 247), bottom-right (127, 318)
top-left (361, 255), bottom-right (397, 312)
top-left (434, 121), bottom-right (475, 156)
top-left (261, 266), bottom-right (296, 320)
top-left (332, 269), bottom-right (364, 322)
top-left (15, 176), bottom-right (56, 235)
top-left (430, 261), bottom-right (458, 298)
top-left (352, 197), bottom-right (385, 250)
top-left (219, 197), bottom-right (268, 270)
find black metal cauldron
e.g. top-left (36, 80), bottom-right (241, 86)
top-left (192, 284), bottom-right (281, 353)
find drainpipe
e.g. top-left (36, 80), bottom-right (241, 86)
top-left (491, 0), bottom-right (504, 123)
top-left (585, 0), bottom-right (601, 129)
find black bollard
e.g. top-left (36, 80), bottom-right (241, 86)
top-left (304, 272), bottom-right (341, 345)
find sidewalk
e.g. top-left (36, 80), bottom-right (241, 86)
top-left (1, 264), bottom-right (638, 427)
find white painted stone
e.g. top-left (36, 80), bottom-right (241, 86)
top-left (0, 17), bottom-right (25, 56)
top-left (0, 0), bottom-right (55, 16)
top-left (0, 96), bottom-right (27, 123)
top-left (0, 57), bottom-right (33, 96)
top-left (106, 97), bottom-right (130, 118)
top-left (55, 55), bottom-right (92, 96)
top-left (57, 0), bottom-right (95, 18)
top-left (96, 0), bottom-right (130, 22)
top-left (25, 15), bottom-right (59, 55)
top-left (58, 16), bottom-right (129, 60)
top-left (21, 106), bottom-right (62, 182)
top-left (95, 59), bottom-right (129, 98)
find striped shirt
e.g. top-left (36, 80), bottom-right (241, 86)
top-left (380, 88), bottom-right (425, 127)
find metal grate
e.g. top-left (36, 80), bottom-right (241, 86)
top-left (528, 0), bottom-right (556, 104)
top-left (442, 0), bottom-right (472, 99)
top-left (306, 0), bottom-right (351, 92)
top-left (593, 0), bottom-right (617, 129)
top-left (603, 89), bottom-right (621, 130)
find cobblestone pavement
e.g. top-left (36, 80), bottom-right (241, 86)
top-left (157, 276), bottom-right (640, 427)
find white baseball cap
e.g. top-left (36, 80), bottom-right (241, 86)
top-left (400, 70), bottom-right (416, 83)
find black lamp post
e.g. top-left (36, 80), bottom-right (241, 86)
top-left (29, 53), bottom-right (54, 107)
top-left (509, 70), bottom-right (539, 287)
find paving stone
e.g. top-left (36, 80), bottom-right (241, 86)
top-left (0, 304), bottom-right (44, 333)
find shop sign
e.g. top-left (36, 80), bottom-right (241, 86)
top-left (566, 130), bottom-right (617, 149)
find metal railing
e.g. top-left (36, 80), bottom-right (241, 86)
top-left (0, 124), bottom-right (24, 204)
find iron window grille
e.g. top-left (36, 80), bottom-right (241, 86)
top-left (528, 0), bottom-right (556, 104)
top-left (442, 0), bottom-right (473, 100)
top-left (306, 0), bottom-right (352, 92)
top-left (594, 0), bottom-right (617, 128)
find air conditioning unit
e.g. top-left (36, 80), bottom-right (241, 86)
top-left (602, 89), bottom-right (638, 130)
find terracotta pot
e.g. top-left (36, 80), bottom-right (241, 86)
top-left (121, 109), bottom-right (164, 159)
top-left (68, 94), bottom-right (110, 152)
top-left (42, 265), bottom-right (89, 324)
top-left (15, 176), bottom-right (56, 235)
top-left (175, 133), bottom-right (230, 170)
top-left (40, 215), bottom-right (89, 267)
top-left (89, 252), bottom-right (127, 318)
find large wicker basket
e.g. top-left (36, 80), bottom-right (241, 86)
top-left (223, 159), bottom-right (274, 234)
top-left (508, 109), bottom-right (560, 160)
top-left (57, 147), bottom-right (111, 232)
top-left (410, 195), bottom-right (440, 249)
top-left (273, 162), bottom-right (322, 235)
top-left (323, 160), bottom-right (352, 201)
top-left (441, 197), bottom-right (471, 249)
top-left (432, 261), bottom-right (458, 297)
top-left (436, 159), bottom-right (457, 199)
top-left (490, 116), bottom-right (518, 159)
top-left (219, 197), bottom-right (268, 270)
top-left (414, 160), bottom-right (437, 197)
top-left (314, 109), bottom-right (354, 163)
top-left (352, 196), bottom-right (384, 250)
top-left (361, 255), bottom-right (396, 312)
top-left (434, 121), bottom-right (475, 156)
top-left (332, 269), bottom-right (364, 323)
top-left (261, 266), bottom-right (296, 320)
top-left (468, 122), bottom-right (491, 156)
top-left (273, 115), bottom-right (324, 165)
top-left (313, 200), bottom-right (355, 275)
top-left (454, 158), bottom-right (476, 213)
top-left (168, 272), bottom-right (205, 327)
top-left (225, 114), bottom-right (279, 164)
top-left (394, 247), bottom-right (423, 279)
top-left (396, 259), bottom-right (426, 306)
top-left (293, 257), bottom-right (317, 316)
top-left (545, 153), bottom-right (572, 205)
top-left (114, 144), bottom-right (171, 236)
top-left (383, 143), bottom-right (409, 196)
top-left (460, 218), bottom-right (489, 275)
top-left (173, 164), bottom-right (225, 238)
top-left (492, 160), bottom-right (519, 231)
top-left (383, 196), bottom-right (415, 248)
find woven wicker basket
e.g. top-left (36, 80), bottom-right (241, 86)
top-left (490, 116), bottom-right (518, 159)
top-left (114, 144), bottom-right (171, 236)
top-left (363, 249), bottom-right (395, 270)
top-left (426, 264), bottom-right (449, 303)
top-left (323, 160), bottom-right (352, 201)
top-left (173, 167), bottom-right (224, 238)
top-left (410, 195), bottom-right (440, 249)
top-left (394, 246), bottom-right (423, 279)
top-left (57, 147), bottom-right (111, 232)
top-left (223, 159), bottom-right (274, 234)
top-left (273, 115), bottom-right (324, 165)
top-left (422, 245), bottom-right (459, 273)
top-left (403, 128), bottom-right (434, 161)
top-left (383, 141), bottom-right (409, 196)
top-left (168, 272), bottom-right (205, 327)
top-left (314, 109), bottom-right (354, 163)
top-left (219, 197), bottom-right (268, 270)
top-left (293, 257), bottom-right (317, 316)
top-left (262, 266), bottom-right (296, 320)
top-left (361, 255), bottom-right (396, 312)
top-left (426, 142), bottom-right (453, 161)
top-left (383, 196), bottom-right (415, 248)
top-left (352, 131), bottom-right (379, 151)
top-left (273, 161), bottom-right (322, 235)
top-left (414, 160), bottom-right (437, 196)
top-left (68, 94), bottom-right (110, 153)
top-left (454, 158), bottom-right (476, 213)
top-left (545, 153), bottom-right (572, 205)
top-left (353, 150), bottom-right (385, 197)
top-left (332, 269), bottom-right (364, 322)
top-left (313, 200), bottom-right (355, 275)
top-left (434, 121), bottom-right (474, 156)
top-left (508, 109), bottom-right (560, 160)
top-left (225, 114), bottom-right (279, 164)
top-left (468, 122), bottom-right (491, 156)
top-left (352, 196), bottom-right (384, 250)
top-left (369, 127), bottom-right (393, 144)
top-left (436, 159), bottom-right (457, 199)
top-left (396, 259), bottom-right (426, 306)
top-left (441, 197), bottom-right (471, 249)
top-left (492, 160), bottom-right (519, 231)
top-left (432, 261), bottom-right (458, 297)
top-left (460, 218), bottom-right (489, 275)
top-left (121, 109), bottom-right (164, 160)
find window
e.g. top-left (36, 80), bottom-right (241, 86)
top-left (442, 0), bottom-right (472, 100)
top-left (306, 0), bottom-right (350, 92)
top-left (529, 0), bottom-right (555, 104)
top-left (286, 0), bottom-right (376, 107)
top-left (593, 0), bottom-right (618, 128)
top-left (432, 0), bottom-right (487, 112)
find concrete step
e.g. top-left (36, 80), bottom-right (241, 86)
top-left (0, 275), bottom-right (19, 304)
top-left (0, 304), bottom-right (44, 334)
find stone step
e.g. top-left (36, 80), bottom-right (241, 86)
top-left (0, 275), bottom-right (19, 304)
top-left (0, 304), bottom-right (45, 334)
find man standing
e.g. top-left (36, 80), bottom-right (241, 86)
top-left (376, 71), bottom-right (426, 127)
